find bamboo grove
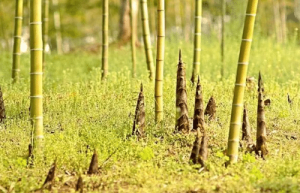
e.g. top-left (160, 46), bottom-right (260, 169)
top-left (5, 0), bottom-right (273, 168)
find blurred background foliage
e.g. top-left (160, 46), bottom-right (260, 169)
top-left (0, 0), bottom-right (300, 52)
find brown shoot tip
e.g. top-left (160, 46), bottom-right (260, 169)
top-left (179, 49), bottom-right (182, 63)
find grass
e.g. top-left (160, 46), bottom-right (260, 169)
top-left (0, 36), bottom-right (299, 192)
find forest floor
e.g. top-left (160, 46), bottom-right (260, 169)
top-left (0, 37), bottom-right (300, 192)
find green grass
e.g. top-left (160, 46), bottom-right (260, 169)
top-left (0, 36), bottom-right (299, 192)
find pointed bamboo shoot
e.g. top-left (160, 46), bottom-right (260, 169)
top-left (192, 76), bottom-right (205, 133)
top-left (255, 72), bottom-right (268, 159)
top-left (226, 0), bottom-right (258, 164)
top-left (132, 84), bottom-right (145, 137)
top-left (0, 87), bottom-right (6, 124)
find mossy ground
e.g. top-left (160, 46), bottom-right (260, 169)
top-left (0, 37), bottom-right (299, 192)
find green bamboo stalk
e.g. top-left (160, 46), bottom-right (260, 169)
top-left (52, 0), bottom-right (62, 54)
top-left (102, 0), bottom-right (108, 80)
top-left (42, 0), bottom-right (49, 67)
top-left (30, 0), bottom-right (43, 150)
top-left (226, 0), bottom-right (258, 164)
top-left (12, 0), bottom-right (24, 83)
top-left (140, 0), bottom-right (154, 81)
top-left (190, 0), bottom-right (202, 84)
top-left (131, 0), bottom-right (136, 78)
top-left (154, 0), bottom-right (165, 123)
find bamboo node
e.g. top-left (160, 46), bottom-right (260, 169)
top-left (242, 39), bottom-right (252, 42)
top-left (194, 33), bottom-right (202, 35)
top-left (238, 62), bottom-right (249, 65)
top-left (235, 83), bottom-right (246, 87)
top-left (194, 16), bottom-right (202, 19)
top-left (194, 48), bottom-right (202, 51)
top-left (13, 53), bottom-right (21, 55)
top-left (30, 95), bottom-right (43, 98)
top-left (15, 17), bottom-right (23, 19)
top-left (14, 36), bottom-right (22, 38)
top-left (31, 116), bottom-right (43, 120)
top-left (246, 14), bottom-right (256, 16)
top-left (228, 139), bottom-right (239, 142)
top-left (30, 22), bottom-right (42, 25)
top-left (232, 104), bottom-right (243, 107)
top-left (30, 72), bottom-right (43, 75)
top-left (31, 48), bottom-right (43, 51)
top-left (230, 122), bottom-right (241, 125)
top-left (36, 135), bottom-right (44, 139)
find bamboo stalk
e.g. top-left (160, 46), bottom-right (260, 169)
top-left (12, 0), bottom-right (24, 83)
top-left (140, 0), bottom-right (154, 81)
top-left (154, 0), bottom-right (165, 123)
top-left (42, 0), bottom-right (49, 67)
top-left (52, 0), bottom-right (62, 54)
top-left (226, 0), bottom-right (258, 164)
top-left (102, 0), bottom-right (108, 80)
top-left (175, 50), bottom-right (189, 133)
top-left (30, 0), bottom-right (43, 150)
top-left (190, 0), bottom-right (202, 84)
top-left (131, 0), bottom-right (136, 78)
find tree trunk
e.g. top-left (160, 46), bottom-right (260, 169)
top-left (118, 0), bottom-right (139, 46)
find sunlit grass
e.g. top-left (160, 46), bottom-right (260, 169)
top-left (0, 37), bottom-right (299, 192)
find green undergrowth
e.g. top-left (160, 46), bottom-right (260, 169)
top-left (0, 37), bottom-right (299, 192)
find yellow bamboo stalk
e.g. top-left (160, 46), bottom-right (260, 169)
top-left (227, 0), bottom-right (258, 164)
top-left (30, 0), bottom-right (43, 150)
top-left (191, 0), bottom-right (202, 84)
top-left (154, 0), bottom-right (165, 123)
top-left (140, 0), bottom-right (154, 81)
top-left (42, 0), bottom-right (49, 66)
top-left (131, 0), bottom-right (136, 78)
top-left (12, 0), bottom-right (23, 83)
top-left (52, 0), bottom-right (62, 54)
top-left (102, 0), bottom-right (108, 80)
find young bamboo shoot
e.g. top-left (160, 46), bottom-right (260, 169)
top-left (12, 0), bottom-right (24, 83)
top-left (192, 76), bottom-right (205, 132)
top-left (226, 0), bottom-right (258, 164)
top-left (132, 84), bottom-right (145, 137)
top-left (255, 72), bottom-right (268, 159)
top-left (175, 50), bottom-right (189, 133)
top-left (154, 0), bottom-right (165, 123)
top-left (0, 87), bottom-right (6, 124)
